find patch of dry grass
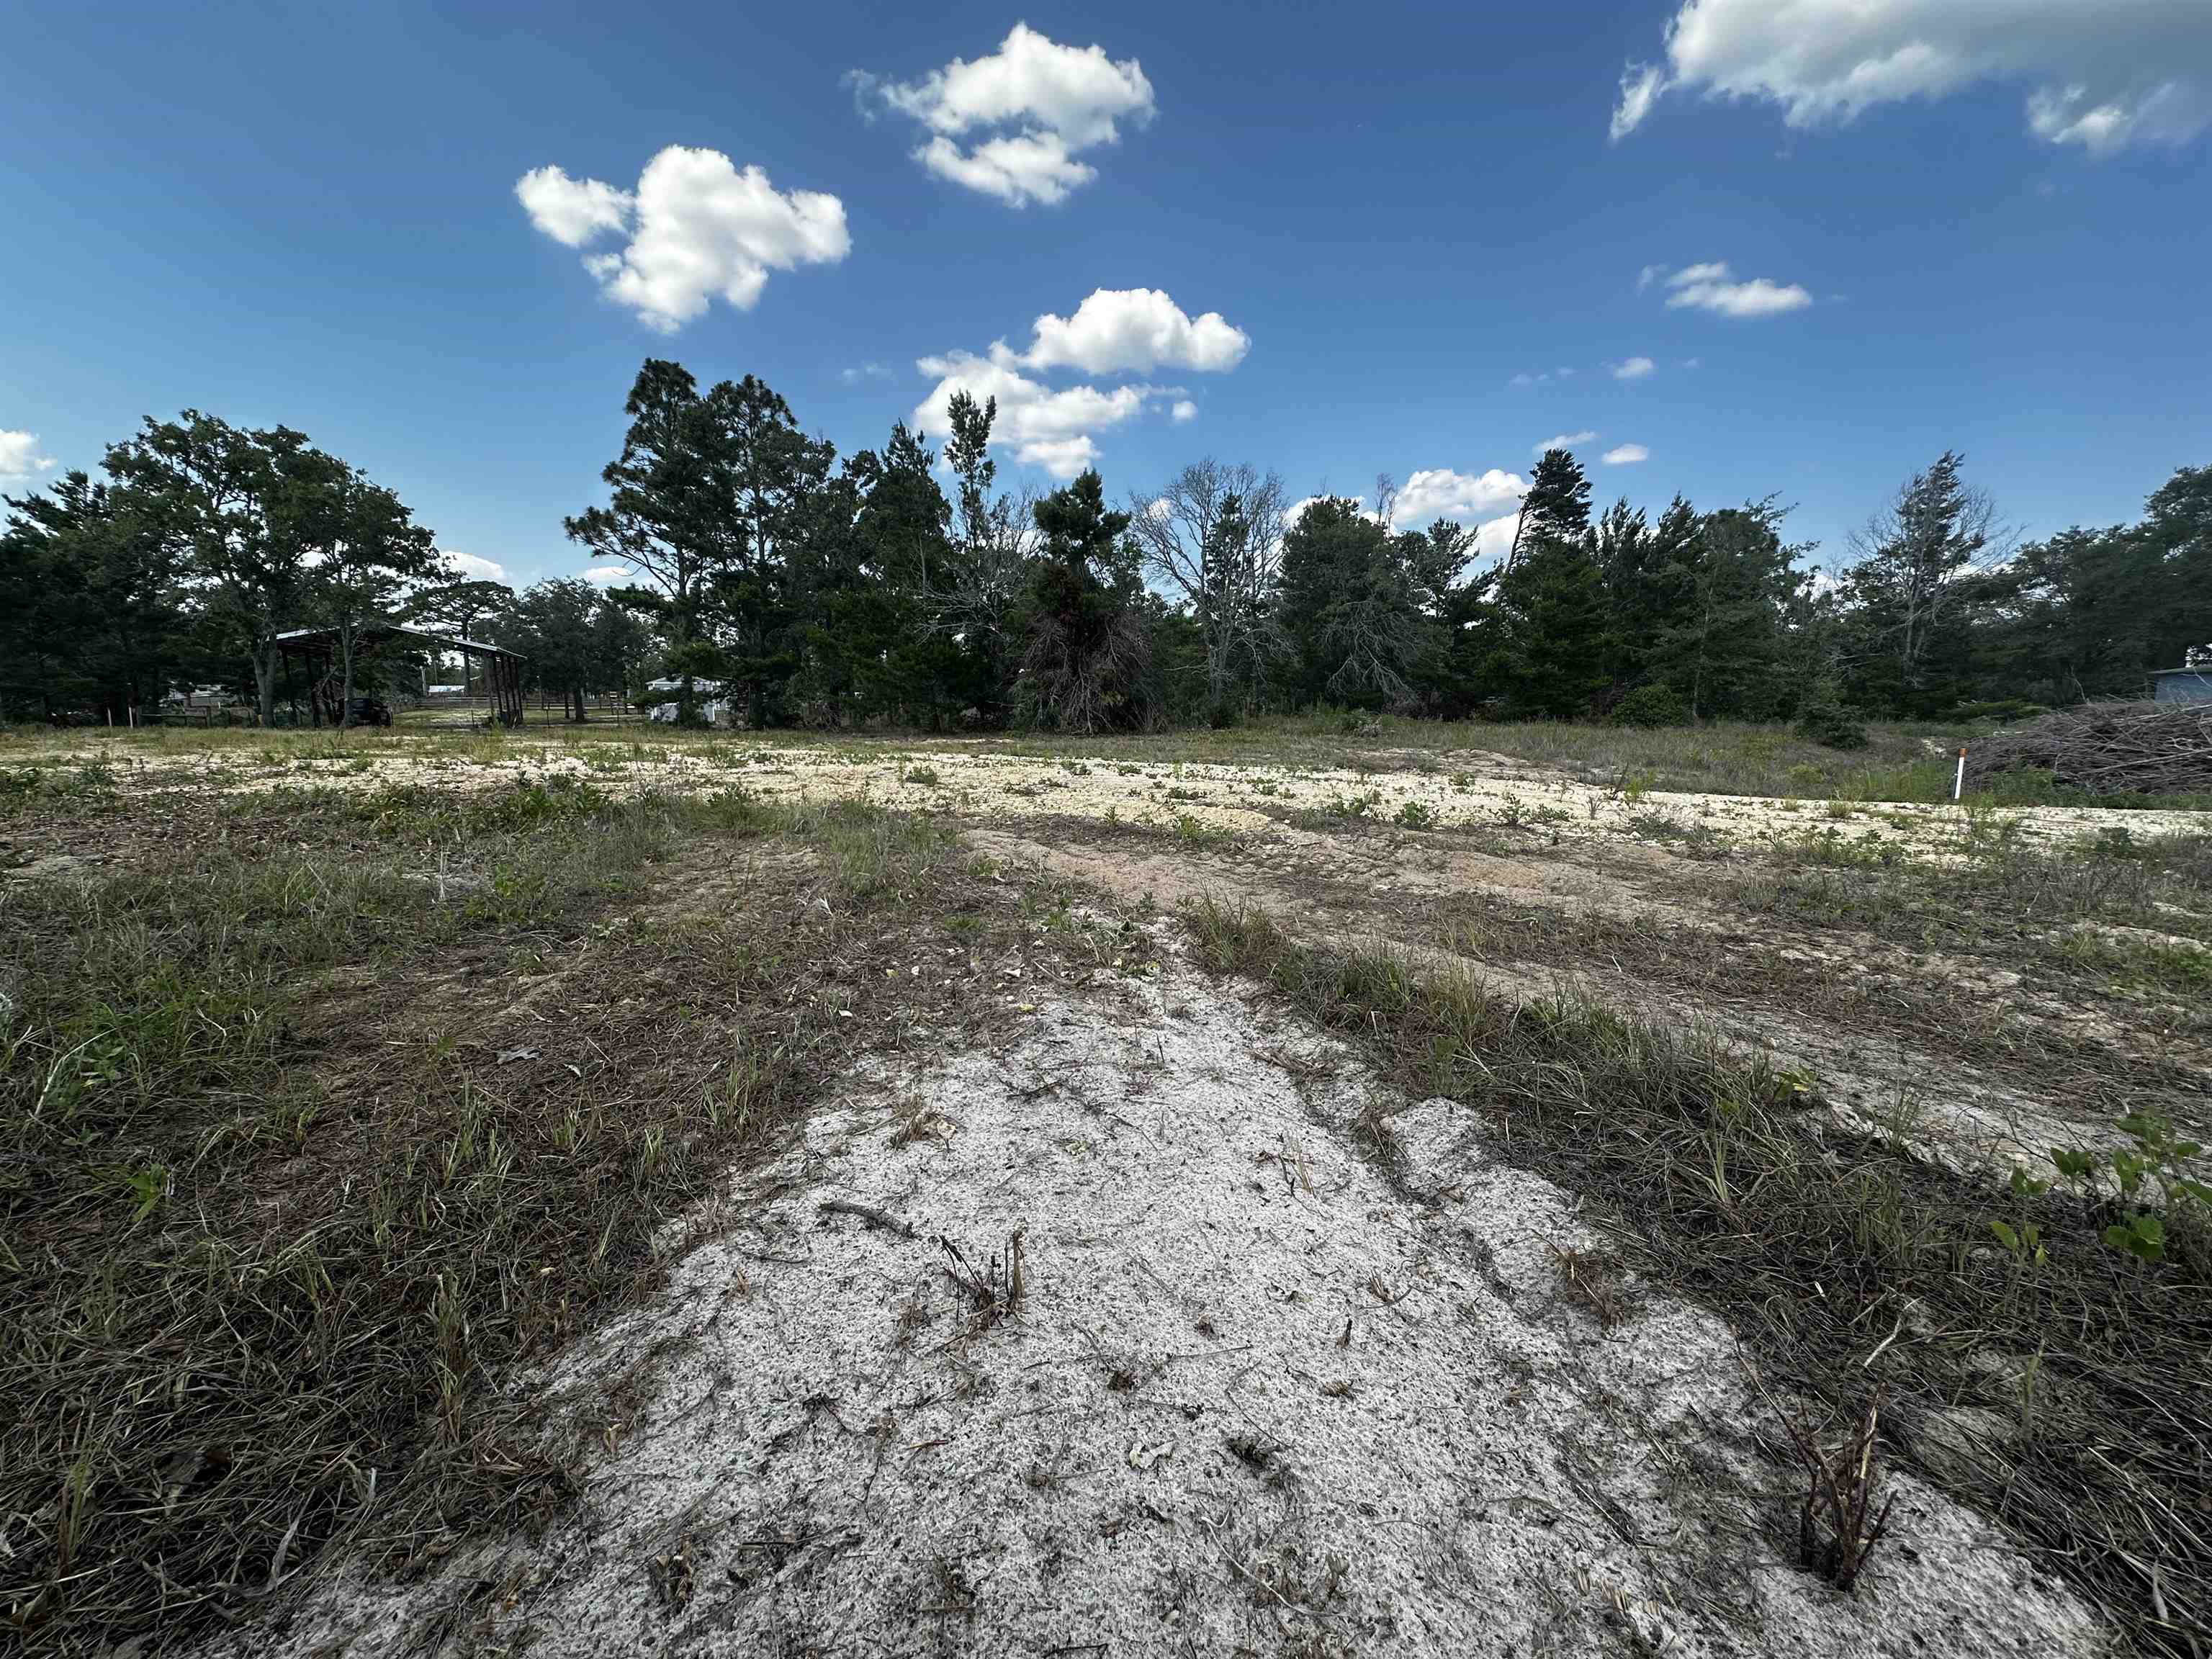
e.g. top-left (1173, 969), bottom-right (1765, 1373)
top-left (1182, 896), bottom-right (2212, 1657)
top-left (0, 781), bottom-right (1058, 1655)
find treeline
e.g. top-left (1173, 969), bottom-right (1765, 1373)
top-left (4, 359), bottom-right (2207, 732)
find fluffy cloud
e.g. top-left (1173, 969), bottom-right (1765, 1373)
top-left (1609, 1), bottom-right (2212, 156)
top-left (853, 24), bottom-right (1154, 206)
top-left (914, 287), bottom-right (1245, 477)
top-left (1285, 472), bottom-right (1527, 564)
top-left (441, 552), bottom-right (508, 584)
top-left (1467, 513), bottom-right (1524, 562)
top-left (516, 147), bottom-right (849, 331)
top-left (1534, 432), bottom-right (1598, 454)
top-left (1393, 467), bottom-right (1527, 529)
top-left (581, 565), bottom-right (629, 588)
top-left (0, 430), bottom-right (57, 482)
top-left (911, 350), bottom-right (1155, 479)
top-left (1645, 261), bottom-right (1812, 318)
top-left (1015, 289), bottom-right (1249, 374)
top-left (1602, 444), bottom-right (1651, 465)
top-left (842, 361), bottom-right (891, 383)
top-left (1612, 356), bottom-right (1656, 379)
top-left (513, 168), bottom-right (632, 246)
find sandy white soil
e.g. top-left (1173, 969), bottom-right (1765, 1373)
top-left (48, 732), bottom-right (2212, 858)
top-left (233, 938), bottom-right (2101, 1659)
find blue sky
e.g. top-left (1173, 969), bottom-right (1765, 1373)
top-left (4, 0), bottom-right (2208, 590)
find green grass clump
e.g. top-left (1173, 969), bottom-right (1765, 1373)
top-left (0, 786), bottom-right (969, 1654)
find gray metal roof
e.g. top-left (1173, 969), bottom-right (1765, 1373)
top-left (274, 623), bottom-right (525, 660)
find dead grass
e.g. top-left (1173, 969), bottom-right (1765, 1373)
top-left (8, 721), bottom-right (2211, 1655)
top-left (1182, 896), bottom-right (2212, 1657)
top-left (1735, 820), bottom-right (2212, 1019)
top-left (0, 779), bottom-right (1065, 1656)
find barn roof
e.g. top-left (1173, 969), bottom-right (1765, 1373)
top-left (274, 623), bottom-right (526, 661)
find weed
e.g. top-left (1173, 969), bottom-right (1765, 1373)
top-left (1173, 812), bottom-right (1228, 849)
top-left (1393, 799), bottom-right (1439, 830)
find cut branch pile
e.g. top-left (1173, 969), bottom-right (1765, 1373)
top-left (1964, 699), bottom-right (2212, 799)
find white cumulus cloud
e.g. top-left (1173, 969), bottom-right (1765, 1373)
top-left (516, 147), bottom-right (849, 331)
top-left (1534, 432), bottom-right (1598, 454)
top-left (1469, 512), bottom-right (1524, 562)
top-left (852, 24), bottom-right (1154, 206)
top-left (1644, 261), bottom-right (1812, 318)
top-left (0, 431), bottom-right (57, 483)
top-left (1015, 288), bottom-right (1249, 375)
top-left (1612, 356), bottom-right (1657, 379)
top-left (1608, 0), bottom-right (2212, 157)
top-left (513, 168), bottom-right (633, 247)
top-left (912, 350), bottom-right (1154, 480)
top-left (1286, 473), bottom-right (1526, 563)
top-left (1603, 444), bottom-right (1651, 466)
top-left (581, 566), bottom-right (630, 588)
top-left (914, 287), bottom-right (1246, 477)
top-left (1394, 467), bottom-right (1527, 528)
top-left (441, 552), bottom-right (508, 585)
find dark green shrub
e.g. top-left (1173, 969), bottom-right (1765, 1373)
top-left (1611, 684), bottom-right (1689, 727)
top-left (1952, 698), bottom-right (2049, 725)
top-left (1797, 699), bottom-right (1869, 750)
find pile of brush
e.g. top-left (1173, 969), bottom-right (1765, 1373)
top-left (1964, 698), bottom-right (2212, 798)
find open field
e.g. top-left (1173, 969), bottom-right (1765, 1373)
top-left (4, 721), bottom-right (2209, 1657)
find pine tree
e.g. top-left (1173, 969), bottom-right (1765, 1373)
top-left (1496, 535), bottom-right (1610, 717)
top-left (565, 361), bottom-right (722, 719)
top-left (1839, 451), bottom-right (1995, 716)
top-left (1017, 472), bottom-right (1150, 732)
top-left (1507, 448), bottom-right (1593, 567)
top-left (1277, 498), bottom-right (1424, 708)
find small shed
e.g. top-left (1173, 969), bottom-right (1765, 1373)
top-left (274, 624), bottom-right (529, 727)
top-left (2150, 667), bottom-right (2212, 706)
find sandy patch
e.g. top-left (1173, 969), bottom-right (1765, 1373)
top-left (35, 732), bottom-right (2209, 861)
top-left (228, 943), bottom-right (2098, 1659)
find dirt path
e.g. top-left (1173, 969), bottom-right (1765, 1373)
top-left (226, 939), bottom-right (2099, 1659)
top-left (965, 819), bottom-right (2207, 1176)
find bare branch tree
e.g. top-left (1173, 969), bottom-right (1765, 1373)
top-left (1126, 459), bottom-right (1289, 712)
